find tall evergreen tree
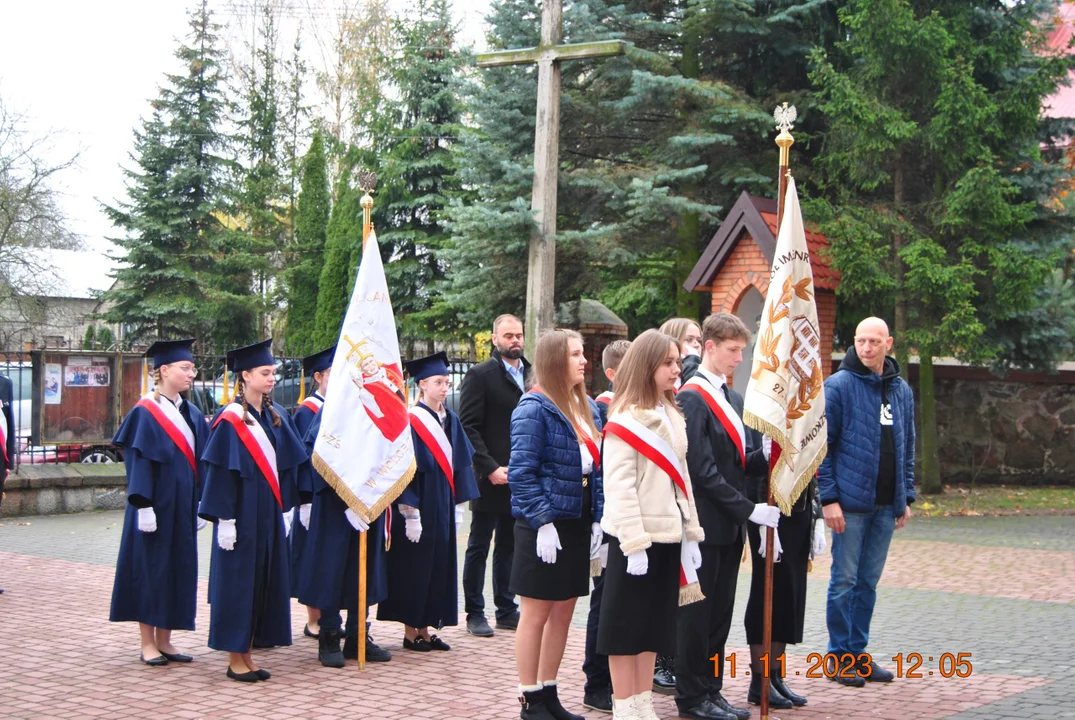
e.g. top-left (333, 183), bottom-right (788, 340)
top-left (286, 129), bottom-right (331, 355)
top-left (807, 0), bottom-right (1074, 491)
top-left (312, 161), bottom-right (362, 348)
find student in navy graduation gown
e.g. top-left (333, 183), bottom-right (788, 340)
top-left (378, 352), bottom-right (479, 651)
top-left (110, 339), bottom-right (208, 666)
top-left (198, 339), bottom-right (307, 683)
top-left (289, 345), bottom-right (335, 639)
top-left (296, 407), bottom-right (394, 668)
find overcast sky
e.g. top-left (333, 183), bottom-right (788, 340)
top-left (0, 0), bottom-right (491, 257)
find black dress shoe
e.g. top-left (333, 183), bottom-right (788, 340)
top-left (404, 636), bottom-right (432, 652)
top-left (711, 693), bottom-right (751, 720)
top-left (427, 634), bottom-right (450, 651)
top-left (652, 653), bottom-right (676, 695)
top-left (582, 686), bottom-right (613, 713)
top-left (859, 658), bottom-right (895, 682)
top-left (226, 667), bottom-right (260, 683)
top-left (827, 655), bottom-right (866, 687)
top-left (140, 653), bottom-right (168, 667)
top-left (466, 614), bottom-right (495, 637)
top-left (771, 674), bottom-right (807, 706)
top-left (318, 629), bottom-right (345, 668)
top-left (495, 611), bottom-right (520, 630)
top-left (159, 651), bottom-right (193, 663)
top-left (676, 699), bottom-right (737, 720)
top-left (253, 668), bottom-right (271, 680)
top-left (303, 624), bottom-right (318, 638)
top-left (747, 674), bottom-right (793, 709)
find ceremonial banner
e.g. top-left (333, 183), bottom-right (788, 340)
top-left (312, 230), bottom-right (416, 522)
top-left (743, 177), bottom-right (827, 514)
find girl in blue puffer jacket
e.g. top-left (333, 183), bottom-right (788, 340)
top-left (509, 329), bottom-right (604, 720)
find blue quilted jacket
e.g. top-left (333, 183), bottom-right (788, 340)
top-left (817, 350), bottom-right (916, 516)
top-left (509, 391), bottom-right (604, 529)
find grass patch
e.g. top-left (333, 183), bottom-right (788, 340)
top-left (916, 485), bottom-right (1075, 517)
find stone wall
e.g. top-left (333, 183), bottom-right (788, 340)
top-left (1, 464), bottom-right (128, 517)
top-left (932, 374), bottom-right (1075, 485)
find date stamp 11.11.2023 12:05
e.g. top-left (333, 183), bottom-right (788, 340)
top-left (717, 652), bottom-right (974, 679)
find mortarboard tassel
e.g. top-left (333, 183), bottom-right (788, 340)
top-left (141, 359), bottom-right (148, 396)
top-left (221, 365), bottom-right (229, 404)
top-left (298, 367), bottom-right (305, 403)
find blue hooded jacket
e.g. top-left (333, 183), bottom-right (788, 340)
top-left (509, 391), bottom-right (604, 529)
top-left (817, 348), bottom-right (916, 516)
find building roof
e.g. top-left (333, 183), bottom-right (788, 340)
top-left (683, 191), bottom-right (840, 292)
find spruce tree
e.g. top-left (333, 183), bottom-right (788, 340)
top-left (286, 130), bottom-right (331, 355)
top-left (312, 163), bottom-right (362, 347)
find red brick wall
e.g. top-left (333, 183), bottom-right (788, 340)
top-left (708, 232), bottom-right (837, 379)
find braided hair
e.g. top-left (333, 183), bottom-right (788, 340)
top-left (264, 392), bottom-right (282, 427)
top-left (152, 368), bottom-right (163, 403)
top-left (238, 378), bottom-right (254, 425)
top-left (237, 376), bottom-right (282, 427)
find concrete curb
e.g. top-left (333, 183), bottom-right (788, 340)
top-left (2, 463), bottom-right (128, 517)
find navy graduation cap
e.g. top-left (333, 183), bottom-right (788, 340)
top-left (302, 346), bottom-right (336, 375)
top-left (226, 339), bottom-right (274, 372)
top-left (405, 351), bottom-right (450, 382)
top-left (145, 338), bottom-right (196, 369)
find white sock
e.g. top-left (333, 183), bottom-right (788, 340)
top-left (635, 690), bottom-right (652, 704)
top-left (542, 679), bottom-right (558, 688)
top-left (519, 683), bottom-right (543, 693)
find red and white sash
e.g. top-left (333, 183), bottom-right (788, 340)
top-left (577, 421), bottom-right (601, 472)
top-left (602, 413), bottom-right (703, 604)
top-left (135, 394), bottom-right (196, 476)
top-left (681, 376), bottom-right (746, 467)
top-left (0, 402), bottom-right (8, 466)
top-left (213, 403), bottom-right (282, 508)
top-left (409, 406), bottom-right (454, 496)
top-left (595, 391), bottom-right (614, 406)
top-left (299, 395), bottom-right (323, 414)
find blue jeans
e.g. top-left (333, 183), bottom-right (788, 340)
top-left (321, 608), bottom-right (359, 637)
top-left (826, 506), bottom-right (895, 655)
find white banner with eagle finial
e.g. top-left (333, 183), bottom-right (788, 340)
top-left (743, 177), bottom-right (827, 514)
top-left (312, 229), bottom-right (416, 522)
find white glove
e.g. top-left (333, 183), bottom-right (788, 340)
top-left (762, 436), bottom-right (772, 461)
top-left (686, 540), bottom-right (702, 569)
top-left (535, 523), bottom-right (562, 564)
top-left (455, 505), bottom-right (464, 535)
top-left (589, 522), bottom-right (603, 559)
top-left (626, 549), bottom-right (648, 575)
top-left (196, 517), bottom-right (208, 532)
top-left (758, 528), bottom-right (783, 562)
top-left (345, 508), bottom-right (369, 532)
top-left (749, 503), bottom-right (781, 529)
top-left (217, 519), bottom-right (237, 551)
top-left (283, 507), bottom-right (295, 537)
top-left (598, 541), bottom-right (609, 569)
top-left (811, 518), bottom-right (827, 558)
top-left (299, 503), bottom-right (312, 530)
top-left (137, 507), bottom-right (157, 533)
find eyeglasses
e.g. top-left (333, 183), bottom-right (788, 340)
top-left (166, 364), bottom-right (199, 377)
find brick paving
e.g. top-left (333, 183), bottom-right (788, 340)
top-left (0, 511), bottom-right (1071, 719)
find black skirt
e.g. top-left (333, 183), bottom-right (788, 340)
top-left (596, 536), bottom-right (680, 657)
top-left (743, 503), bottom-right (812, 644)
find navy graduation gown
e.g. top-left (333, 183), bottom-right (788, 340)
top-left (289, 393), bottom-right (322, 597)
top-left (377, 404), bottom-right (479, 629)
top-left (198, 402), bottom-right (305, 653)
top-left (295, 409), bottom-right (388, 614)
top-left (110, 395), bottom-right (209, 630)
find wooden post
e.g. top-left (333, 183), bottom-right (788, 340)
top-left (476, 0), bottom-right (627, 359)
top-left (762, 104), bottom-right (796, 720)
top-left (356, 168), bottom-right (376, 673)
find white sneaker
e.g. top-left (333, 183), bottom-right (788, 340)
top-left (612, 696), bottom-right (641, 720)
top-left (632, 691), bottom-right (660, 720)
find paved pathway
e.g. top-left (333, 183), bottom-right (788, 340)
top-left (0, 511), bottom-right (1070, 719)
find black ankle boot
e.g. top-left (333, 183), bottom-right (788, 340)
top-left (542, 685), bottom-right (585, 720)
top-left (318, 629), bottom-right (345, 668)
top-left (519, 688), bottom-right (556, 719)
top-left (771, 674), bottom-right (807, 706)
top-left (747, 671), bottom-right (793, 709)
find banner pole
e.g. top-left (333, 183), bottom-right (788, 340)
top-left (762, 103), bottom-right (795, 720)
top-left (358, 529), bottom-right (368, 671)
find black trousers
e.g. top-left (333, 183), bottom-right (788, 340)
top-left (675, 538), bottom-right (744, 709)
top-left (583, 571), bottom-right (610, 691)
top-left (462, 510), bottom-right (518, 621)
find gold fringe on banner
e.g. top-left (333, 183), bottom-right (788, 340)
top-left (743, 409), bottom-right (827, 516)
top-left (311, 451), bottom-right (417, 528)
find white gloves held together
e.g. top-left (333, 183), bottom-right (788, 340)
top-left (399, 504), bottom-right (422, 543)
top-left (626, 539), bottom-right (701, 577)
top-left (757, 528), bottom-right (783, 562)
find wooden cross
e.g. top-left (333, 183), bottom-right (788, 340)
top-left (477, 0), bottom-right (627, 355)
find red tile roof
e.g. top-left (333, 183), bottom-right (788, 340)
top-left (757, 209), bottom-right (841, 291)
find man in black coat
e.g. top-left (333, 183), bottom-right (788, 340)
top-left (675, 313), bottom-right (778, 720)
top-left (458, 314), bottom-right (529, 637)
top-left (0, 373), bottom-right (15, 595)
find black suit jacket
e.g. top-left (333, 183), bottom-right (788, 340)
top-left (678, 374), bottom-right (768, 546)
top-left (0, 374), bottom-right (14, 494)
top-left (458, 350), bottom-right (531, 514)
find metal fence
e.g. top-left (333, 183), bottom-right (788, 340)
top-left (0, 350), bottom-right (478, 469)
